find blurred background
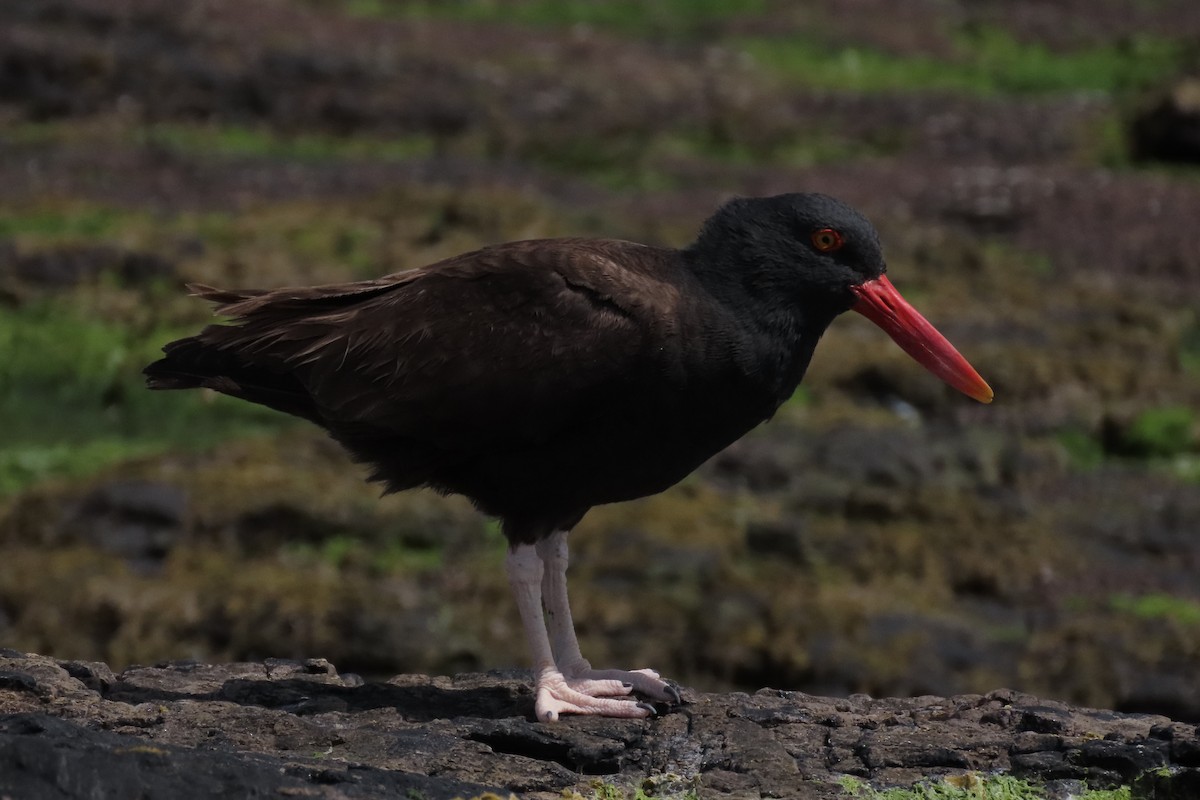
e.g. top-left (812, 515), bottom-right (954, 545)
top-left (2, 0), bottom-right (1199, 722)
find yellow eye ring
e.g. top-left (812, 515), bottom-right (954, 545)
top-left (811, 228), bottom-right (844, 252)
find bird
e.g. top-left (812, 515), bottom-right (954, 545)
top-left (144, 193), bottom-right (992, 722)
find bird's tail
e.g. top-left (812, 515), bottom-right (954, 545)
top-left (144, 284), bottom-right (324, 424)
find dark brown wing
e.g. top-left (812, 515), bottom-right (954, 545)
top-left (147, 238), bottom-right (689, 453)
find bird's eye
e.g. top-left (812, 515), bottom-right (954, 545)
top-left (811, 228), bottom-right (844, 252)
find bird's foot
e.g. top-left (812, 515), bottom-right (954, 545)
top-left (533, 668), bottom-right (656, 722)
top-left (561, 661), bottom-right (682, 705)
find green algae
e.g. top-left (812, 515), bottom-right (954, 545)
top-left (837, 773), bottom-right (1131, 799)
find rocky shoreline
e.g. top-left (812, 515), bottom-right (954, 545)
top-left (1, 650), bottom-right (1197, 799)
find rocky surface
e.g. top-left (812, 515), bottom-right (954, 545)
top-left (1133, 77), bottom-right (1200, 164)
top-left (1, 650), bottom-right (1197, 799)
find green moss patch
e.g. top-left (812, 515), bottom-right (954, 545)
top-left (838, 773), bottom-right (1130, 799)
top-left (741, 30), bottom-right (1183, 96)
top-left (0, 299), bottom-right (290, 494)
top-left (1110, 593), bottom-right (1200, 627)
top-left (333, 0), bottom-right (768, 39)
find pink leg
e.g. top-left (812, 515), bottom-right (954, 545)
top-left (505, 543), bottom-right (653, 722)
top-left (535, 531), bottom-right (681, 705)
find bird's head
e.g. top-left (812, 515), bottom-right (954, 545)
top-left (693, 192), bottom-right (993, 404)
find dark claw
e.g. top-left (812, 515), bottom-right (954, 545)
top-left (622, 682), bottom-right (633, 690)
top-left (636, 702), bottom-right (657, 717)
top-left (664, 682), bottom-right (682, 705)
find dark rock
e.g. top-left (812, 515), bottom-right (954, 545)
top-left (0, 652), bottom-right (1197, 798)
top-left (1150, 724), bottom-right (1176, 741)
top-left (1071, 738), bottom-right (1168, 782)
top-left (1173, 735), bottom-right (1200, 767)
top-left (59, 660), bottom-right (118, 693)
top-left (744, 519), bottom-right (809, 564)
top-left (0, 712), bottom-right (495, 800)
top-left (4, 245), bottom-right (176, 288)
top-left (1018, 706), bottom-right (1073, 734)
top-left (1134, 767), bottom-right (1200, 800)
top-left (1010, 749), bottom-right (1073, 779)
top-left (1132, 78), bottom-right (1200, 164)
top-left (62, 481), bottom-right (188, 572)
top-left (0, 670), bottom-right (40, 694)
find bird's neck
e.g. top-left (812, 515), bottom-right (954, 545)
top-left (681, 244), bottom-right (843, 407)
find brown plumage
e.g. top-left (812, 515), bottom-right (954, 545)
top-left (148, 237), bottom-right (801, 540)
top-left (146, 193), bottom-right (991, 721)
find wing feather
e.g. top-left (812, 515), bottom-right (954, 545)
top-left (160, 239), bottom-right (688, 451)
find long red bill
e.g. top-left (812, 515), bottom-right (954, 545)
top-left (850, 275), bottom-right (993, 404)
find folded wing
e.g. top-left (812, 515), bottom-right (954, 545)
top-left (145, 239), bottom-right (684, 487)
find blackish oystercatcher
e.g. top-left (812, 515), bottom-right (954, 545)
top-left (145, 193), bottom-right (992, 721)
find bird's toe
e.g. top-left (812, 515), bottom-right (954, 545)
top-left (559, 665), bottom-right (681, 705)
top-left (566, 677), bottom-right (634, 697)
top-left (534, 671), bottom-right (654, 722)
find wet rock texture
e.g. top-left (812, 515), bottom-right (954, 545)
top-left (1, 651), bottom-right (1197, 799)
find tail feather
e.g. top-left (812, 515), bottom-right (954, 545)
top-left (144, 328), bottom-right (324, 425)
top-left (146, 276), bottom-right (410, 426)
top-left (185, 282), bottom-right (269, 308)
top-left (187, 279), bottom-right (399, 319)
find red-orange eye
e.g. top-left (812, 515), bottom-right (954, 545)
top-left (811, 228), bottom-right (844, 252)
